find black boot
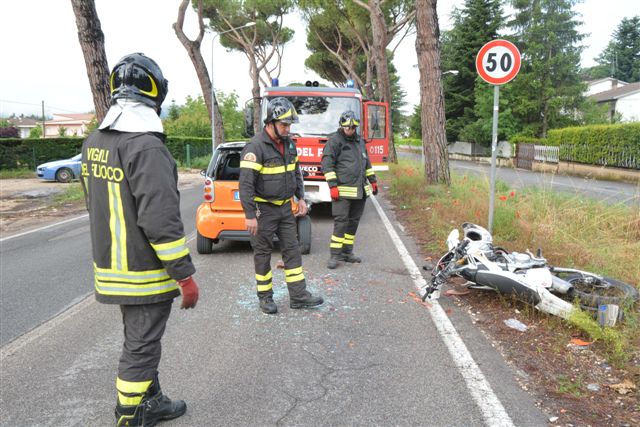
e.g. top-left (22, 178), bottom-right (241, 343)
top-left (290, 291), bottom-right (324, 309)
top-left (327, 254), bottom-right (341, 269)
top-left (340, 250), bottom-right (361, 263)
top-left (115, 375), bottom-right (186, 427)
top-left (259, 295), bottom-right (278, 314)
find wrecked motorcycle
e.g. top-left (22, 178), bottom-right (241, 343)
top-left (421, 223), bottom-right (638, 320)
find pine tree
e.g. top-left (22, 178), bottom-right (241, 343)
top-left (440, 0), bottom-right (503, 141)
top-left (507, 0), bottom-right (586, 137)
top-left (593, 16), bottom-right (640, 82)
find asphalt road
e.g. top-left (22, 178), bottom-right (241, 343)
top-left (0, 187), bottom-right (201, 347)
top-left (0, 183), bottom-right (547, 426)
top-left (399, 151), bottom-right (640, 207)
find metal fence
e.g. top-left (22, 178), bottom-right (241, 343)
top-left (559, 144), bottom-right (638, 170)
top-left (534, 145), bottom-right (559, 163)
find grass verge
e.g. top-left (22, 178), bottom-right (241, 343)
top-left (0, 168), bottom-right (35, 179)
top-left (382, 158), bottom-right (639, 366)
top-left (52, 183), bottom-right (85, 206)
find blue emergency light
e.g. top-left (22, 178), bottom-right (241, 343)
top-left (271, 78), bottom-right (279, 87)
top-left (346, 79), bottom-right (355, 88)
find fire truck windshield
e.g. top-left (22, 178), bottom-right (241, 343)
top-left (265, 96), bottom-right (361, 136)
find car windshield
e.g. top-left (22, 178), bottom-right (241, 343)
top-left (264, 96), bottom-right (360, 137)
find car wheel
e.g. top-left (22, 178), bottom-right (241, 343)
top-left (197, 230), bottom-right (214, 254)
top-left (297, 215), bottom-right (312, 255)
top-left (55, 168), bottom-right (73, 183)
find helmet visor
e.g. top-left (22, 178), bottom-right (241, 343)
top-left (339, 117), bottom-right (360, 127)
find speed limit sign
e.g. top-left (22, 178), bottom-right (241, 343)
top-left (476, 39), bottom-right (521, 85)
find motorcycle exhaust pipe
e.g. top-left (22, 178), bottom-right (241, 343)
top-left (550, 276), bottom-right (573, 295)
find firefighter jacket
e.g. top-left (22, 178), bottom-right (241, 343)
top-left (239, 129), bottom-right (304, 219)
top-left (81, 130), bottom-right (195, 305)
top-left (321, 129), bottom-right (377, 199)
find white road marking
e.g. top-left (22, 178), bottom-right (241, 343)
top-left (0, 214), bottom-right (89, 242)
top-left (371, 196), bottom-right (515, 427)
top-left (1, 230), bottom-right (198, 357)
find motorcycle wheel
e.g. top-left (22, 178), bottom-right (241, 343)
top-left (565, 273), bottom-right (638, 308)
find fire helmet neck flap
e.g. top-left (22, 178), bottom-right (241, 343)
top-left (109, 53), bottom-right (168, 112)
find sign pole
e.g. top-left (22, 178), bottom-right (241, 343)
top-left (475, 39), bottom-right (521, 234)
top-left (488, 84), bottom-right (500, 233)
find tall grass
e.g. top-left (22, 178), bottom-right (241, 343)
top-left (384, 159), bottom-right (639, 365)
top-left (0, 168), bottom-right (35, 179)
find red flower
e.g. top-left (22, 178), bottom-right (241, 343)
top-left (510, 191), bottom-right (516, 197)
top-left (499, 195), bottom-right (507, 201)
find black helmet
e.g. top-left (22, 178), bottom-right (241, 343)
top-left (339, 110), bottom-right (360, 127)
top-left (264, 97), bottom-right (299, 124)
top-left (109, 53), bottom-right (168, 110)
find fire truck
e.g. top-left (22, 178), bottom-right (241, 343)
top-left (254, 82), bottom-right (391, 205)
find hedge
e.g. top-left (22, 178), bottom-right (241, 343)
top-left (509, 135), bottom-right (544, 145)
top-left (0, 136), bottom-right (228, 170)
top-left (543, 123), bottom-right (639, 169)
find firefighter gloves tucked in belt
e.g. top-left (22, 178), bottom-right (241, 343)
top-left (177, 276), bottom-right (199, 309)
top-left (330, 186), bottom-right (340, 201)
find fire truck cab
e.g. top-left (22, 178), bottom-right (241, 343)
top-left (258, 84), bottom-right (390, 205)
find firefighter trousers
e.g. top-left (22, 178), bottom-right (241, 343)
top-left (118, 300), bottom-right (172, 383)
top-left (250, 202), bottom-right (308, 300)
top-left (330, 197), bottom-right (366, 256)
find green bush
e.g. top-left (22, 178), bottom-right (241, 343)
top-left (396, 138), bottom-right (422, 147)
top-left (509, 135), bottom-right (544, 145)
top-left (543, 123), bottom-right (640, 169)
top-left (0, 135), bottom-right (245, 170)
top-left (0, 137), bottom-right (83, 170)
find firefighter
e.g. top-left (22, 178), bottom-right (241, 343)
top-left (81, 53), bottom-right (199, 426)
top-left (239, 97), bottom-right (324, 314)
top-left (321, 110), bottom-right (378, 269)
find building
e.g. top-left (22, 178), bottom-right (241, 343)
top-left (586, 78), bottom-right (640, 122)
top-left (43, 113), bottom-right (95, 138)
top-left (6, 117), bottom-right (39, 138)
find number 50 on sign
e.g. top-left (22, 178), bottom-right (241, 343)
top-left (476, 39), bottom-right (521, 85)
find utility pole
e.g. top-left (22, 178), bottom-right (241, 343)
top-left (41, 100), bottom-right (45, 139)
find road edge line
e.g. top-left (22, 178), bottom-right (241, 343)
top-left (370, 195), bottom-right (515, 427)
top-left (0, 214), bottom-right (89, 242)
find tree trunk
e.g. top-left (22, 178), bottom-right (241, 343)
top-left (174, 0), bottom-right (224, 146)
top-left (248, 55), bottom-right (262, 135)
top-left (367, 0), bottom-right (397, 163)
top-left (415, 0), bottom-right (450, 185)
top-left (70, 0), bottom-right (110, 123)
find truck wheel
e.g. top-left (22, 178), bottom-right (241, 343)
top-left (297, 215), bottom-right (312, 255)
top-left (197, 230), bottom-right (214, 254)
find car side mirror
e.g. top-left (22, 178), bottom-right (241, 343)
top-left (200, 169), bottom-right (206, 176)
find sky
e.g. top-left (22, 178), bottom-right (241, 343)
top-left (0, 0), bottom-right (637, 119)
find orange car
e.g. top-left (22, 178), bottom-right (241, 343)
top-left (196, 141), bottom-right (311, 254)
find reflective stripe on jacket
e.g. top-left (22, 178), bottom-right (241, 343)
top-left (321, 129), bottom-right (376, 200)
top-left (81, 130), bottom-right (195, 305)
top-left (239, 129), bottom-right (304, 219)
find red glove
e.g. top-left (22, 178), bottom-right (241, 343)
top-left (330, 186), bottom-right (339, 201)
top-left (371, 182), bottom-right (378, 195)
top-left (177, 276), bottom-right (199, 309)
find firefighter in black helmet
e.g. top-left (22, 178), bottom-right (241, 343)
top-left (239, 97), bottom-right (324, 314)
top-left (81, 52), bottom-right (199, 426)
top-left (321, 110), bottom-right (378, 269)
